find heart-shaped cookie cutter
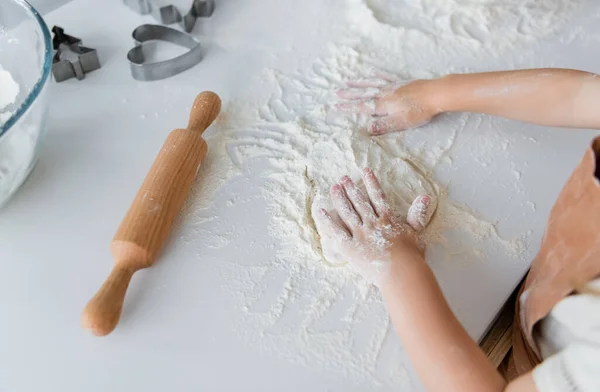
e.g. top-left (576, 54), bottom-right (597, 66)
top-left (127, 24), bottom-right (203, 81)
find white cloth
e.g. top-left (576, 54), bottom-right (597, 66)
top-left (532, 279), bottom-right (600, 392)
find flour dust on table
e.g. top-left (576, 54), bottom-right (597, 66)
top-left (358, 0), bottom-right (583, 51)
top-left (202, 57), bottom-right (527, 388)
top-left (181, 0), bottom-right (590, 387)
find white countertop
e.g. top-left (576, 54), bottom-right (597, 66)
top-left (28, 0), bottom-right (69, 14)
top-left (1, 0), bottom-right (600, 391)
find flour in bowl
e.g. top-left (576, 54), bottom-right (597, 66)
top-left (0, 64), bottom-right (19, 125)
top-left (0, 64), bottom-right (39, 205)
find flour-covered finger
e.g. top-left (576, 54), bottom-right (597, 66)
top-left (336, 98), bottom-right (391, 116)
top-left (345, 78), bottom-right (390, 88)
top-left (340, 176), bottom-right (377, 222)
top-left (407, 195), bottom-right (435, 232)
top-left (362, 168), bottom-right (391, 218)
top-left (368, 115), bottom-right (414, 135)
top-left (336, 87), bottom-right (381, 100)
top-left (335, 100), bottom-right (377, 115)
top-left (330, 184), bottom-right (362, 228)
top-left (316, 208), bottom-right (352, 241)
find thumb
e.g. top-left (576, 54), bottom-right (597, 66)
top-left (369, 111), bottom-right (419, 135)
top-left (407, 195), bottom-right (435, 232)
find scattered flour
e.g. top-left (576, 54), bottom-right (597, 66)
top-left (180, 0), bottom-right (591, 388)
top-left (358, 0), bottom-right (583, 50)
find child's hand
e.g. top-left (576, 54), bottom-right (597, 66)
top-left (315, 168), bottom-right (434, 286)
top-left (335, 77), bottom-right (440, 135)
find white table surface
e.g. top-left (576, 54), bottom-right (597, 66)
top-left (1, 0), bottom-right (600, 391)
top-left (28, 0), bottom-right (68, 14)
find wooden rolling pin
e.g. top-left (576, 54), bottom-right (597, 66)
top-left (81, 91), bottom-right (222, 336)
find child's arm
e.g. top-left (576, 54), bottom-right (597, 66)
top-left (316, 169), bottom-right (538, 392)
top-left (380, 250), bottom-right (507, 392)
top-left (336, 68), bottom-right (600, 135)
top-left (434, 69), bottom-right (600, 128)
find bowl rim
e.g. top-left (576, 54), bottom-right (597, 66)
top-left (0, 0), bottom-right (53, 139)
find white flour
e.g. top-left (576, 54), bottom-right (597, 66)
top-left (182, 0), bottom-right (588, 388)
top-left (358, 0), bottom-right (582, 50)
top-left (0, 64), bottom-right (38, 205)
top-left (0, 65), bottom-right (19, 125)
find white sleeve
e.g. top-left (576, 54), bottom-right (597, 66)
top-left (532, 283), bottom-right (600, 392)
top-left (533, 344), bottom-right (600, 392)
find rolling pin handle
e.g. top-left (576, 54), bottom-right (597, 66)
top-left (187, 91), bottom-right (222, 134)
top-left (81, 264), bottom-right (136, 336)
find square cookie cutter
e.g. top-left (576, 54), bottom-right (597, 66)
top-left (123, 0), bottom-right (215, 32)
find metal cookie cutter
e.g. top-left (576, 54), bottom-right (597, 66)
top-left (51, 26), bottom-right (101, 82)
top-left (127, 24), bottom-right (203, 81)
top-left (123, 0), bottom-right (215, 32)
top-left (182, 0), bottom-right (215, 32)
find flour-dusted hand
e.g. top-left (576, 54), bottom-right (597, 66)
top-left (315, 168), bottom-right (434, 286)
top-left (335, 76), bottom-right (440, 135)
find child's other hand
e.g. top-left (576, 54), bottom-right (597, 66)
top-left (315, 168), bottom-right (434, 286)
top-left (335, 75), bottom-right (440, 135)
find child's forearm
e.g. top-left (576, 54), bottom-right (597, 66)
top-left (381, 253), bottom-right (506, 392)
top-left (430, 69), bottom-right (600, 129)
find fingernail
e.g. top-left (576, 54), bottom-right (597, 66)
top-left (340, 175), bottom-right (351, 183)
top-left (331, 184), bottom-right (342, 193)
top-left (363, 167), bottom-right (373, 175)
top-left (369, 121), bottom-right (386, 135)
top-left (412, 195), bottom-right (430, 213)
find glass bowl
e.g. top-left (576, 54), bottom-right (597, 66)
top-left (0, 0), bottom-right (52, 208)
